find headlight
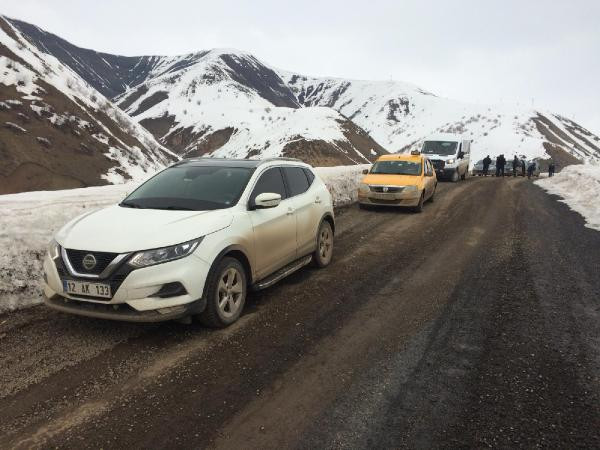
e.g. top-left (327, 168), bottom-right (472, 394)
top-left (446, 159), bottom-right (455, 165)
top-left (403, 185), bottom-right (418, 192)
top-left (358, 183), bottom-right (370, 193)
top-left (128, 238), bottom-right (202, 268)
top-left (47, 239), bottom-right (60, 260)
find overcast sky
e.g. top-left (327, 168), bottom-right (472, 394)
top-left (3, 0), bottom-right (599, 134)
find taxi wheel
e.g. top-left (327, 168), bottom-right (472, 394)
top-left (413, 192), bottom-right (425, 213)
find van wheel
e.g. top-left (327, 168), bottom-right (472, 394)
top-left (451, 170), bottom-right (460, 182)
top-left (413, 192), bottom-right (425, 213)
top-left (199, 257), bottom-right (247, 328)
top-left (313, 221), bottom-right (334, 268)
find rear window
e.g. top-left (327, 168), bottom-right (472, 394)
top-left (283, 167), bottom-right (310, 197)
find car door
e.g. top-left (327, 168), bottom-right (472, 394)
top-left (248, 167), bottom-right (297, 279)
top-left (282, 166), bottom-right (318, 257)
top-left (423, 159), bottom-right (434, 198)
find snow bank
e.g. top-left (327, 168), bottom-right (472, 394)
top-left (0, 164), bottom-right (369, 313)
top-left (535, 164), bottom-right (600, 231)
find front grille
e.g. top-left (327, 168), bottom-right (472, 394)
top-left (370, 186), bottom-right (404, 193)
top-left (431, 159), bottom-right (445, 170)
top-left (55, 256), bottom-right (134, 301)
top-left (369, 197), bottom-right (402, 204)
top-left (65, 249), bottom-right (118, 275)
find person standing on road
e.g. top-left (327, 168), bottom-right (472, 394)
top-left (521, 157), bottom-right (526, 177)
top-left (548, 161), bottom-right (556, 177)
top-left (496, 154), bottom-right (506, 177)
top-left (483, 155), bottom-right (492, 176)
top-left (512, 155), bottom-right (519, 177)
top-left (527, 161), bottom-right (536, 179)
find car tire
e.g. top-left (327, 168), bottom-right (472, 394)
top-left (413, 192), bottom-right (425, 213)
top-left (313, 221), bottom-right (334, 268)
top-left (199, 257), bottom-right (247, 328)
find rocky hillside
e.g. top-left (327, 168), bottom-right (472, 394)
top-left (4, 15), bottom-right (600, 191)
top-left (280, 72), bottom-right (600, 166)
top-left (0, 17), bottom-right (176, 194)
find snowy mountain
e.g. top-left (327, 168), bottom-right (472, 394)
top-left (112, 49), bottom-right (386, 165)
top-left (0, 17), bottom-right (176, 194)
top-left (280, 72), bottom-right (600, 167)
top-left (4, 15), bottom-right (600, 194)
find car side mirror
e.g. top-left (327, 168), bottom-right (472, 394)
top-left (253, 192), bottom-right (281, 209)
top-left (362, 169), bottom-right (369, 175)
top-left (458, 151), bottom-right (464, 159)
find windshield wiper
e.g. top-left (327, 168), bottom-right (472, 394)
top-left (120, 201), bottom-right (144, 208)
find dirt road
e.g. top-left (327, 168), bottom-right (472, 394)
top-left (1, 177), bottom-right (599, 449)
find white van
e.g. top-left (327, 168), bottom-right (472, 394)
top-left (420, 134), bottom-right (471, 182)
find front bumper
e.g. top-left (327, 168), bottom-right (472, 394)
top-left (434, 167), bottom-right (458, 179)
top-left (43, 249), bottom-right (211, 321)
top-left (358, 189), bottom-right (421, 207)
top-left (44, 294), bottom-right (206, 322)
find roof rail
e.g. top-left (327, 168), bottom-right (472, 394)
top-left (258, 157), bottom-right (303, 164)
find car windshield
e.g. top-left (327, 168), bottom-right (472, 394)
top-left (370, 160), bottom-right (422, 176)
top-left (422, 141), bottom-right (458, 156)
top-left (120, 165), bottom-right (255, 211)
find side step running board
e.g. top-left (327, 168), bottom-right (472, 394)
top-left (252, 255), bottom-right (312, 291)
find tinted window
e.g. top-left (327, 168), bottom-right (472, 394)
top-left (283, 167), bottom-right (310, 196)
top-left (121, 166), bottom-right (254, 211)
top-left (250, 167), bottom-right (287, 203)
top-left (303, 168), bottom-right (315, 185)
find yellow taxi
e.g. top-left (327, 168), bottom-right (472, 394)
top-left (358, 152), bottom-right (437, 212)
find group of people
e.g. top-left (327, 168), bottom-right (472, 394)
top-left (481, 154), bottom-right (553, 179)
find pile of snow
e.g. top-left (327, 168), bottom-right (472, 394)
top-left (0, 164), bottom-right (369, 313)
top-left (535, 164), bottom-right (600, 231)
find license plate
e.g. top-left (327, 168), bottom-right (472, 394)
top-left (372, 192), bottom-right (396, 199)
top-left (62, 280), bottom-right (111, 298)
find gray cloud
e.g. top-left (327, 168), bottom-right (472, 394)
top-left (3, 0), bottom-right (599, 134)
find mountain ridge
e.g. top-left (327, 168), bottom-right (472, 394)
top-left (3, 15), bottom-right (600, 194)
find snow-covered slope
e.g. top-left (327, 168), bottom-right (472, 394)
top-left (0, 17), bottom-right (176, 194)
top-left (115, 49), bottom-right (386, 165)
top-left (8, 15), bottom-right (600, 176)
top-left (280, 72), bottom-right (600, 166)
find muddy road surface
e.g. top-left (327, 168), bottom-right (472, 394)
top-left (1, 177), bottom-right (599, 449)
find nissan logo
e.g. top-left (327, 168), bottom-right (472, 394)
top-left (383, 187), bottom-right (389, 192)
top-left (82, 254), bottom-right (97, 271)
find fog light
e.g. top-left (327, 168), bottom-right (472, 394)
top-left (151, 282), bottom-right (188, 299)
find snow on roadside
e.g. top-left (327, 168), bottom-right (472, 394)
top-left (0, 164), bottom-right (370, 313)
top-left (535, 164), bottom-right (600, 231)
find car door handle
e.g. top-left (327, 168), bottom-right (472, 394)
top-left (286, 207), bottom-right (295, 215)
top-left (314, 197), bottom-right (322, 204)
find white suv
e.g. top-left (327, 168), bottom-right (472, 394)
top-left (43, 158), bottom-right (335, 327)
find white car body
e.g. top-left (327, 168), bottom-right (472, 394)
top-left (43, 158), bottom-right (334, 323)
top-left (420, 133), bottom-right (471, 181)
